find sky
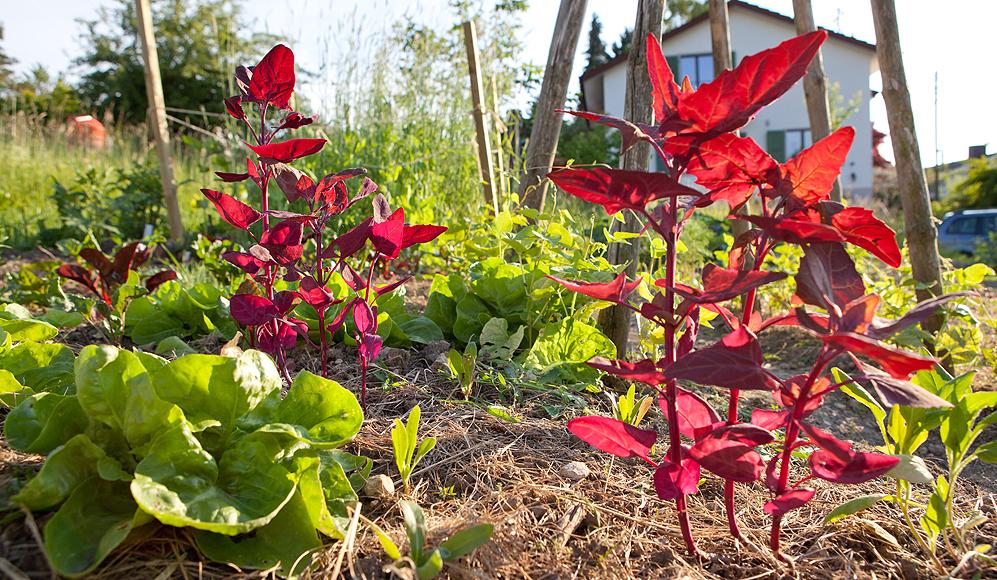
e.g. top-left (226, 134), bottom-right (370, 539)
top-left (3, 0), bottom-right (995, 168)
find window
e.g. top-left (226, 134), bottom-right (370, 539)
top-left (946, 217), bottom-right (978, 235)
top-left (981, 216), bottom-right (997, 234)
top-left (676, 54), bottom-right (714, 87)
top-left (765, 129), bottom-right (812, 163)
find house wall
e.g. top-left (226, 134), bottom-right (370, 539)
top-left (590, 6), bottom-right (878, 200)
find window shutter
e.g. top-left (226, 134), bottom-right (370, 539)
top-left (731, 51), bottom-right (737, 67)
top-left (766, 130), bottom-right (786, 163)
top-left (666, 56), bottom-right (679, 76)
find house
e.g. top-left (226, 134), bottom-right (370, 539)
top-left (580, 0), bottom-right (879, 199)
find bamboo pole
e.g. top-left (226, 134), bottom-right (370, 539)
top-left (870, 0), bottom-right (944, 336)
top-left (462, 20), bottom-right (498, 216)
top-left (136, 0), bottom-right (184, 242)
top-left (598, 0), bottom-right (664, 356)
top-left (518, 0), bottom-right (588, 211)
top-left (792, 0), bottom-right (842, 201)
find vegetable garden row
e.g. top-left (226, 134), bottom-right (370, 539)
top-left (1, 30), bottom-right (994, 580)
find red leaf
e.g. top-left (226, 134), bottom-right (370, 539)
top-left (215, 171), bottom-right (249, 182)
top-left (401, 224), bottom-right (448, 250)
top-left (672, 264), bottom-right (786, 304)
top-left (248, 44), bottom-right (295, 109)
top-left (352, 300), bottom-right (377, 335)
top-left (678, 31), bottom-right (827, 135)
top-left (739, 214), bottom-right (846, 244)
top-left (830, 207), bottom-right (901, 267)
top-left (110, 242), bottom-right (146, 282)
top-left (314, 168), bottom-right (366, 211)
top-left (558, 110), bottom-right (658, 154)
top-left (201, 189), bottom-right (261, 231)
top-left (689, 427), bottom-right (766, 482)
top-left (751, 408), bottom-right (790, 430)
top-left (764, 488), bottom-right (815, 516)
top-left (567, 416), bottom-right (657, 461)
top-left (298, 276), bottom-right (337, 312)
top-left (665, 327), bottom-right (779, 390)
top-left (78, 248), bottom-right (112, 276)
top-left (549, 272), bottom-right (641, 304)
top-left (667, 133), bottom-right (779, 207)
top-left (230, 294), bottom-right (279, 326)
top-left (273, 163), bottom-right (315, 202)
top-left (670, 387), bottom-right (722, 440)
top-left (260, 221), bottom-right (304, 266)
top-left (272, 290), bottom-right (299, 316)
top-left (646, 33), bottom-right (680, 121)
top-left (222, 251), bottom-right (265, 275)
top-left (586, 357), bottom-right (666, 385)
top-left (852, 361), bottom-right (952, 409)
top-left (820, 332), bottom-right (935, 379)
top-left (810, 448), bottom-right (899, 484)
top-left (801, 423), bottom-right (853, 463)
top-left (371, 208), bottom-right (405, 259)
top-left (653, 454), bottom-right (700, 500)
top-left (548, 167), bottom-right (700, 214)
top-left (839, 294), bottom-right (880, 334)
top-left (374, 276), bottom-right (410, 297)
top-left (248, 138), bottom-right (326, 163)
top-left (145, 270), bottom-right (177, 292)
top-left (277, 112), bottom-right (314, 131)
top-left (794, 243), bottom-right (865, 311)
top-left (224, 95), bottom-right (246, 120)
top-left (782, 127), bottom-right (855, 204)
top-left (327, 218), bottom-right (372, 260)
top-left (868, 292), bottom-right (972, 340)
top-left (359, 332), bottom-right (383, 364)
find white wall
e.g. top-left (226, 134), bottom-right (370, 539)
top-left (592, 6), bottom-right (877, 200)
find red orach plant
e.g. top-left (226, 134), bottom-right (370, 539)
top-left (205, 45), bottom-right (445, 403)
top-left (551, 32), bottom-right (959, 558)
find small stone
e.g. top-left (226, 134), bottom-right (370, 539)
top-left (362, 474), bottom-right (396, 500)
top-left (559, 461), bottom-right (590, 481)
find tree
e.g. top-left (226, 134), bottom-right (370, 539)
top-left (664, 0), bottom-right (707, 31)
top-left (10, 65), bottom-right (82, 116)
top-left (935, 157), bottom-right (997, 214)
top-left (585, 14), bottom-right (609, 71)
top-left (74, 0), bottom-right (277, 124)
top-left (0, 25), bottom-right (16, 94)
top-left (610, 28), bottom-right (634, 58)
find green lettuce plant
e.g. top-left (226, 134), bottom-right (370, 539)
top-left (4, 345), bottom-right (367, 577)
top-left (373, 500), bottom-right (493, 579)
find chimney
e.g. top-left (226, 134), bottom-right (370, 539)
top-left (968, 145), bottom-right (987, 159)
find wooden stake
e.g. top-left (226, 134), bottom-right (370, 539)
top-left (598, 0), bottom-right (664, 356)
top-left (518, 0), bottom-right (588, 211)
top-left (793, 0), bottom-right (842, 201)
top-left (870, 0), bottom-right (943, 334)
top-left (463, 20), bottom-right (498, 216)
top-left (136, 0), bottom-right (184, 242)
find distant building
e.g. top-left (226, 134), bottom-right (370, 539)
top-left (926, 145), bottom-right (993, 200)
top-left (579, 0), bottom-right (878, 199)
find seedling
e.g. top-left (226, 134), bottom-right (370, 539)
top-left (446, 341), bottom-right (478, 398)
top-left (610, 384), bottom-right (653, 427)
top-left (392, 404), bottom-right (437, 491)
top-left (373, 500), bottom-right (493, 580)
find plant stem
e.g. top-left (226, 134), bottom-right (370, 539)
top-left (770, 346), bottom-right (833, 558)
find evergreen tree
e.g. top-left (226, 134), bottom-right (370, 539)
top-left (584, 13), bottom-right (609, 71)
top-left (610, 28), bottom-right (633, 59)
top-left (664, 0), bottom-right (707, 32)
top-left (0, 25), bottom-right (17, 94)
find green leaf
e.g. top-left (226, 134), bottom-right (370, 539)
top-left (75, 346), bottom-right (147, 433)
top-left (414, 437), bottom-right (437, 466)
top-left (454, 294), bottom-right (492, 345)
top-left (406, 406), bottom-right (421, 464)
top-left (123, 296), bottom-right (184, 344)
top-left (824, 494), bottom-right (890, 524)
top-left (400, 500), bottom-right (427, 564)
top-left (887, 454), bottom-right (933, 484)
top-left (196, 485), bottom-right (321, 578)
top-left (372, 520), bottom-right (403, 561)
top-left (131, 422), bottom-right (297, 535)
top-left (976, 441), bottom-right (997, 463)
top-left (478, 317), bottom-right (525, 360)
top-left (43, 478), bottom-right (141, 578)
top-left (0, 368), bottom-right (28, 408)
top-left (921, 488), bottom-right (948, 539)
top-left (273, 371), bottom-right (363, 448)
top-left (0, 342), bottom-right (75, 394)
top-left (12, 434), bottom-right (106, 510)
top-left (38, 309), bottom-right (84, 329)
top-left (4, 392), bottom-right (88, 453)
top-left (438, 523), bottom-right (493, 560)
top-left (150, 350), bottom-right (281, 451)
top-left (833, 367), bottom-right (888, 443)
top-left (416, 548), bottom-right (444, 580)
top-left (0, 318), bottom-right (59, 342)
top-left (524, 319), bottom-right (615, 383)
top-left (155, 336), bottom-right (197, 358)
top-left (398, 316), bottom-right (445, 345)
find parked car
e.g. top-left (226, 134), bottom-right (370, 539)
top-left (937, 208), bottom-right (997, 257)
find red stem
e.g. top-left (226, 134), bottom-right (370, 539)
top-left (769, 346), bottom-right (835, 558)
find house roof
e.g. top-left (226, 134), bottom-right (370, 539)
top-left (580, 0), bottom-right (877, 82)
